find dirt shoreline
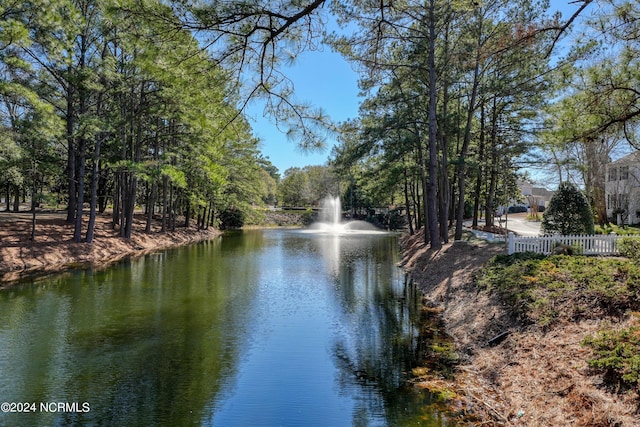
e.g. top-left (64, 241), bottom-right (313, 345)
top-left (400, 230), bottom-right (640, 426)
top-left (0, 211), bottom-right (221, 285)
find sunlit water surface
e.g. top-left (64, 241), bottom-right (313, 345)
top-left (0, 229), bottom-right (454, 426)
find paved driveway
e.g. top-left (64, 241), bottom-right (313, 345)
top-left (467, 213), bottom-right (542, 239)
top-left (500, 213), bottom-right (541, 236)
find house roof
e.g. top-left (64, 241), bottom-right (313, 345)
top-left (610, 151), bottom-right (640, 165)
top-left (531, 187), bottom-right (554, 198)
top-left (517, 181), bottom-right (554, 199)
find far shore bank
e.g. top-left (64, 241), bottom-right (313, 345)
top-left (0, 207), bottom-right (371, 285)
top-left (400, 230), bottom-right (640, 426)
top-left (0, 210), bottom-right (221, 286)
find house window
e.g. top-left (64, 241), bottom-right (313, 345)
top-left (620, 193), bottom-right (629, 208)
top-left (620, 165), bottom-right (629, 180)
top-left (609, 194), bottom-right (629, 210)
top-left (608, 167), bottom-right (618, 181)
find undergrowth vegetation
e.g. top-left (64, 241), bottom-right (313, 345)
top-left (595, 224), bottom-right (640, 236)
top-left (619, 238), bottom-right (640, 261)
top-left (582, 314), bottom-right (640, 393)
top-left (476, 251), bottom-right (640, 394)
top-left (476, 252), bottom-right (640, 326)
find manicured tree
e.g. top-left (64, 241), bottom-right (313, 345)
top-left (542, 182), bottom-right (595, 235)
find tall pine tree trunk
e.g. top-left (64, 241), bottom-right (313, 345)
top-left (112, 172), bottom-right (120, 229)
top-left (73, 137), bottom-right (87, 242)
top-left (12, 185), bottom-right (19, 212)
top-left (124, 174), bottom-right (137, 238)
top-left (161, 174), bottom-right (168, 233)
top-left (472, 103), bottom-right (485, 228)
top-left (86, 135), bottom-right (102, 243)
top-left (97, 162), bottom-right (107, 214)
top-left (426, 0), bottom-right (441, 249)
top-left (414, 176), bottom-right (422, 229)
top-left (30, 169), bottom-right (37, 241)
top-left (184, 202), bottom-right (191, 228)
top-left (455, 10), bottom-right (483, 241)
top-left (485, 96), bottom-right (500, 228)
top-left (417, 138), bottom-right (429, 242)
top-left (438, 20), bottom-right (451, 245)
top-left (169, 183), bottom-right (175, 232)
top-left (146, 181), bottom-right (157, 233)
top-left (403, 163), bottom-right (415, 235)
top-left (208, 200), bottom-right (215, 229)
top-left (65, 90), bottom-right (77, 224)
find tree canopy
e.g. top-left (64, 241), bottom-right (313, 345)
top-left (2, 0), bottom-right (636, 243)
top-left (0, 0), bottom-right (273, 240)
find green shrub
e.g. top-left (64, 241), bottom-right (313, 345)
top-left (542, 182), bottom-right (594, 235)
top-left (487, 251), bottom-right (547, 267)
top-left (476, 252), bottom-right (548, 321)
top-left (596, 224), bottom-right (640, 235)
top-left (219, 207), bottom-right (244, 229)
top-left (582, 318), bottom-right (640, 390)
top-left (301, 209), bottom-right (316, 225)
top-left (526, 212), bottom-right (541, 222)
top-left (619, 238), bottom-right (640, 261)
top-left (476, 254), bottom-right (640, 325)
top-left (243, 208), bottom-right (266, 225)
top-left (569, 242), bottom-right (584, 255)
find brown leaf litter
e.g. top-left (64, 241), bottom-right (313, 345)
top-left (400, 230), bottom-right (639, 426)
top-left (0, 211), bottom-right (220, 285)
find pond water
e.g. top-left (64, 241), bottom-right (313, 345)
top-left (0, 229), bottom-right (455, 426)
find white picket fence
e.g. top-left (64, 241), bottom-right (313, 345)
top-left (507, 232), bottom-right (640, 255)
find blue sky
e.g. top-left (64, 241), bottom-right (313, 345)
top-left (247, 45), bottom-right (361, 176)
top-left (250, 2), bottom-right (588, 177)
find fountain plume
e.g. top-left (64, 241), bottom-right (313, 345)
top-left (301, 196), bottom-right (383, 234)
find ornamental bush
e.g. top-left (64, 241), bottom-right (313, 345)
top-left (619, 237), bottom-right (640, 261)
top-left (582, 319), bottom-right (640, 390)
top-left (541, 182), bottom-right (594, 235)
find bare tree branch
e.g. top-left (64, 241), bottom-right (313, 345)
top-left (544, 0), bottom-right (594, 57)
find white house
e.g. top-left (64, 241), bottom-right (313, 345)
top-left (605, 151), bottom-right (640, 225)
top-left (516, 181), bottom-right (555, 211)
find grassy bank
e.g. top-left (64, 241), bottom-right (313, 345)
top-left (402, 230), bottom-right (640, 425)
top-left (476, 252), bottom-right (640, 401)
